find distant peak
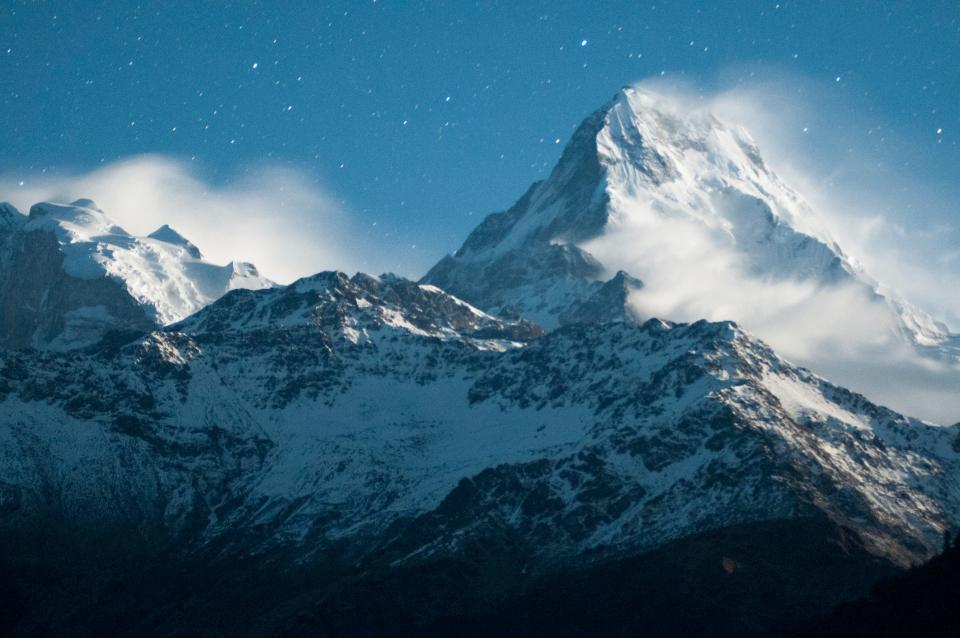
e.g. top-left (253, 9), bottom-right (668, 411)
top-left (149, 223), bottom-right (185, 240)
top-left (148, 224), bottom-right (203, 259)
top-left (378, 272), bottom-right (404, 284)
top-left (226, 261), bottom-right (274, 291)
top-left (558, 270), bottom-right (645, 326)
top-left (27, 201), bottom-right (121, 232)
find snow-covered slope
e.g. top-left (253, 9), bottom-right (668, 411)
top-left (3, 268), bottom-right (960, 634)
top-left (1, 272), bottom-right (957, 573)
top-left (0, 199), bottom-right (273, 350)
top-left (422, 86), bottom-right (958, 362)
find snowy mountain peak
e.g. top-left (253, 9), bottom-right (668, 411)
top-left (424, 85), bottom-right (847, 326)
top-left (599, 86), bottom-right (843, 257)
top-left (0, 199), bottom-right (274, 349)
top-left (423, 85), bottom-right (958, 367)
top-left (148, 223), bottom-right (204, 259)
top-left (27, 199), bottom-right (132, 243)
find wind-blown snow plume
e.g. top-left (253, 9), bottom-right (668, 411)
top-left (696, 74), bottom-right (960, 330)
top-left (582, 80), bottom-right (960, 424)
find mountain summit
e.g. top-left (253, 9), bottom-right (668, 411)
top-left (423, 86), bottom-right (958, 363)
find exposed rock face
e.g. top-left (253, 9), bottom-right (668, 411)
top-left (0, 228), bottom-right (157, 349)
top-left (422, 103), bottom-right (613, 327)
top-left (425, 243), bottom-right (606, 327)
top-left (559, 270), bottom-right (645, 325)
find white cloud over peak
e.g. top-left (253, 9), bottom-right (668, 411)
top-left (624, 73), bottom-right (960, 330)
top-left (0, 155), bottom-right (411, 284)
top-left (582, 76), bottom-right (960, 424)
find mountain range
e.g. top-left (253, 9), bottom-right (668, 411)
top-left (1, 86), bottom-right (958, 636)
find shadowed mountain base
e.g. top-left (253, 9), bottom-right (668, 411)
top-left (795, 533), bottom-right (960, 638)
top-left (290, 517), bottom-right (896, 637)
top-left (1, 517), bottom-right (896, 637)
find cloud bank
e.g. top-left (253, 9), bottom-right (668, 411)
top-left (0, 155), bottom-right (411, 284)
top-left (709, 75), bottom-right (960, 331)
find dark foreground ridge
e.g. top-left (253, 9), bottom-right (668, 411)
top-left (794, 532), bottom-right (960, 638)
top-left (1, 518), bottom-right (897, 637)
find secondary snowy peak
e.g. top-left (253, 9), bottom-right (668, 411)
top-left (26, 199), bottom-right (275, 321)
top-left (423, 85), bottom-right (957, 361)
top-left (27, 199), bottom-right (131, 247)
top-left (0, 198), bottom-right (274, 350)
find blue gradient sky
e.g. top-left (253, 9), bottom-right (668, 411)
top-left (1, 1), bottom-right (957, 275)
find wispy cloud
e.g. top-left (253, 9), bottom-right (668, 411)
top-left (584, 198), bottom-right (958, 423)
top-left (0, 155), bottom-right (412, 283)
top-left (708, 74), bottom-right (960, 330)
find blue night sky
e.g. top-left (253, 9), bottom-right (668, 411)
top-left (1, 1), bottom-right (958, 278)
